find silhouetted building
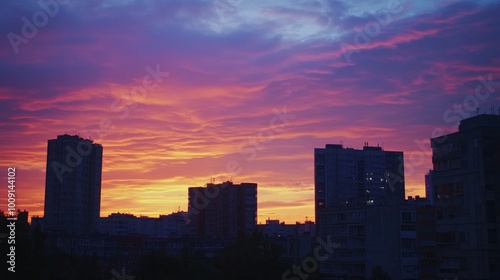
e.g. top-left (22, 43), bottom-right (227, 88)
top-left (425, 170), bottom-right (435, 205)
top-left (43, 134), bottom-right (103, 235)
top-left (315, 144), bottom-right (405, 213)
top-left (408, 196), bottom-right (438, 279)
top-left (257, 219), bottom-right (315, 264)
top-left (188, 181), bottom-right (257, 238)
top-left (257, 219), bottom-right (315, 238)
top-left (31, 216), bottom-right (43, 231)
top-left (315, 144), bottom-right (413, 279)
top-left (430, 114), bottom-right (500, 279)
top-left (257, 219), bottom-right (317, 265)
top-left (99, 212), bottom-right (188, 238)
top-left (17, 210), bottom-right (29, 224)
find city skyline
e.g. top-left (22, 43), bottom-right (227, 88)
top-left (1, 0), bottom-right (500, 224)
top-left (5, 114), bottom-right (499, 279)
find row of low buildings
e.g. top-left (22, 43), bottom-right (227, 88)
top-left (34, 211), bottom-right (189, 238)
top-left (33, 135), bottom-right (316, 273)
top-left (31, 217), bottom-right (316, 273)
top-left (36, 135), bottom-right (261, 240)
top-left (29, 113), bottom-right (500, 279)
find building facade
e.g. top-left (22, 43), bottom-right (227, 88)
top-left (410, 197), bottom-right (438, 279)
top-left (257, 219), bottom-right (316, 264)
top-left (430, 114), bottom-right (500, 279)
top-left (315, 144), bottom-right (405, 214)
top-left (188, 181), bottom-right (257, 238)
top-left (314, 144), bottom-right (413, 279)
top-left (43, 134), bottom-right (103, 235)
top-left (99, 212), bottom-right (188, 238)
top-left (425, 170), bottom-right (435, 206)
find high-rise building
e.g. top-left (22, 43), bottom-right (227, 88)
top-left (315, 144), bottom-right (405, 223)
top-left (43, 134), bottom-right (103, 235)
top-left (430, 114), bottom-right (500, 279)
top-left (411, 196), bottom-right (438, 279)
top-left (425, 170), bottom-right (435, 206)
top-left (314, 144), bottom-right (413, 279)
top-left (188, 181), bottom-right (257, 238)
top-left (315, 144), bottom-right (405, 211)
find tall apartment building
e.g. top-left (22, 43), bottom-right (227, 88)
top-left (410, 196), bottom-right (438, 279)
top-left (315, 144), bottom-right (415, 279)
top-left (315, 144), bottom-right (405, 213)
top-left (43, 134), bottom-right (103, 235)
top-left (425, 170), bottom-right (435, 206)
top-left (188, 181), bottom-right (257, 238)
top-left (430, 114), bottom-right (500, 279)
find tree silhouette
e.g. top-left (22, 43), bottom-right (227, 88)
top-left (214, 230), bottom-right (292, 280)
top-left (369, 265), bottom-right (392, 280)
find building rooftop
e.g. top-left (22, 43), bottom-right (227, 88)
top-left (459, 114), bottom-right (500, 131)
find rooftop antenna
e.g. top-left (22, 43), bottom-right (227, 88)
top-left (476, 107), bottom-right (480, 116)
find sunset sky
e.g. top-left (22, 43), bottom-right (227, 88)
top-left (1, 0), bottom-right (499, 224)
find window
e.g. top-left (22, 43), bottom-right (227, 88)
top-left (453, 183), bottom-right (463, 197)
top-left (402, 212), bottom-right (414, 222)
top-left (401, 224), bottom-right (416, 231)
top-left (402, 252), bottom-right (417, 259)
top-left (437, 232), bottom-right (455, 244)
top-left (422, 252), bottom-right (435, 258)
top-left (488, 229), bottom-right (497, 244)
top-left (403, 265), bottom-right (417, 273)
top-left (402, 238), bottom-right (416, 250)
top-left (477, 229), bottom-right (484, 244)
top-left (486, 201), bottom-right (496, 223)
top-left (459, 231), bottom-right (470, 243)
